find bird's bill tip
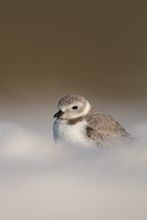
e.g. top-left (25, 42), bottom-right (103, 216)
top-left (54, 110), bottom-right (64, 118)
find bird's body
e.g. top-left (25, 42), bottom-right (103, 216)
top-left (53, 95), bottom-right (130, 147)
top-left (53, 118), bottom-right (91, 146)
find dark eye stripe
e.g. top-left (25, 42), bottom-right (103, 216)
top-left (72, 106), bottom-right (78, 109)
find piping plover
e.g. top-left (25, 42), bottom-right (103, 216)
top-left (53, 94), bottom-right (130, 147)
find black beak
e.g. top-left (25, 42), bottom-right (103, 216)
top-left (54, 110), bottom-right (64, 118)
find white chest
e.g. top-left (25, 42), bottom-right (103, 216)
top-left (53, 119), bottom-right (92, 146)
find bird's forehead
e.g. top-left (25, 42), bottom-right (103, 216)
top-left (58, 95), bottom-right (85, 107)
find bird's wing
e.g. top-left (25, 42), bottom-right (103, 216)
top-left (85, 109), bottom-right (129, 145)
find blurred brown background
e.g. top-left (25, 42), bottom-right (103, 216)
top-left (0, 0), bottom-right (147, 128)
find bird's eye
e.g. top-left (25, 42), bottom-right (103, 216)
top-left (72, 106), bottom-right (78, 109)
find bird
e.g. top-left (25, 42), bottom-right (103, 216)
top-left (53, 94), bottom-right (130, 147)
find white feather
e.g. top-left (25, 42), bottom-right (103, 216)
top-left (53, 119), bottom-right (93, 147)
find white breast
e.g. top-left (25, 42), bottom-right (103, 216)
top-left (53, 119), bottom-right (93, 146)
